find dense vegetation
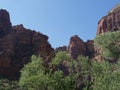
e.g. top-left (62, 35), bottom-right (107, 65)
top-left (0, 79), bottom-right (24, 90)
top-left (18, 52), bottom-right (120, 90)
top-left (94, 31), bottom-right (120, 61)
top-left (19, 52), bottom-right (91, 90)
top-left (0, 31), bottom-right (120, 90)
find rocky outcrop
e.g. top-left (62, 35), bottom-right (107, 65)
top-left (95, 4), bottom-right (120, 61)
top-left (0, 9), bottom-right (54, 79)
top-left (67, 4), bottom-right (120, 61)
top-left (2, 3), bottom-right (120, 79)
top-left (55, 46), bottom-right (67, 53)
top-left (85, 40), bottom-right (95, 58)
top-left (97, 4), bottom-right (120, 35)
top-left (68, 35), bottom-right (87, 60)
top-left (67, 35), bottom-right (95, 60)
top-left (0, 9), bottom-right (12, 37)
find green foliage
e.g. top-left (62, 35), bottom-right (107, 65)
top-left (92, 59), bottom-right (120, 90)
top-left (19, 52), bottom-right (92, 90)
top-left (52, 51), bottom-right (71, 65)
top-left (94, 31), bottom-right (120, 59)
top-left (0, 79), bottom-right (25, 90)
top-left (19, 55), bottom-right (53, 90)
top-left (51, 52), bottom-right (76, 90)
top-left (94, 31), bottom-right (120, 89)
top-left (51, 54), bottom-right (94, 90)
top-left (77, 56), bottom-right (92, 90)
top-left (19, 51), bottom-right (120, 90)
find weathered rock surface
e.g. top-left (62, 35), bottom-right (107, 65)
top-left (67, 4), bottom-right (120, 61)
top-left (95, 4), bottom-right (120, 61)
top-left (97, 4), bottom-right (120, 35)
top-left (67, 35), bottom-right (95, 60)
top-left (0, 9), bottom-right (12, 36)
top-left (55, 46), bottom-right (67, 53)
top-left (1, 4), bottom-right (120, 79)
top-left (68, 35), bottom-right (87, 60)
top-left (85, 40), bottom-right (95, 58)
top-left (0, 9), bottom-right (54, 79)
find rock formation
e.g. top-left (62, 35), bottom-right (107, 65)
top-left (0, 9), bottom-right (54, 79)
top-left (95, 4), bottom-right (120, 61)
top-left (67, 35), bottom-right (87, 60)
top-left (0, 9), bottom-right (12, 37)
top-left (67, 35), bottom-right (95, 60)
top-left (1, 4), bottom-right (120, 79)
top-left (67, 4), bottom-right (120, 61)
top-left (55, 46), bottom-right (67, 53)
top-left (97, 4), bottom-right (120, 35)
top-left (85, 40), bottom-right (95, 58)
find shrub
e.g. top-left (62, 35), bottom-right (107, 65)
top-left (19, 52), bottom-right (92, 90)
top-left (92, 59), bottom-right (120, 90)
top-left (94, 31), bottom-right (120, 60)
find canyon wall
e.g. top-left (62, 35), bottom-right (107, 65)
top-left (0, 9), bottom-right (54, 79)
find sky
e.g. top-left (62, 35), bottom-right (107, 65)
top-left (0, 0), bottom-right (120, 48)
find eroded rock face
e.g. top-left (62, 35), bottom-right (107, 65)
top-left (68, 35), bottom-right (87, 60)
top-left (55, 46), bottom-right (67, 53)
top-left (85, 40), bottom-right (95, 58)
top-left (0, 9), bottom-right (54, 79)
top-left (67, 35), bottom-right (95, 60)
top-left (97, 4), bottom-right (120, 35)
top-left (95, 4), bottom-right (120, 61)
top-left (0, 9), bottom-right (12, 36)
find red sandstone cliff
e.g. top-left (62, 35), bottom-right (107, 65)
top-left (97, 4), bottom-right (120, 35)
top-left (67, 35), bottom-right (95, 60)
top-left (67, 35), bottom-right (87, 60)
top-left (1, 4), bottom-right (120, 79)
top-left (0, 9), bottom-right (54, 79)
top-left (95, 4), bottom-right (120, 61)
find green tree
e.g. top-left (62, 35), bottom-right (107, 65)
top-left (19, 52), bottom-right (93, 90)
top-left (0, 78), bottom-right (25, 90)
top-left (19, 52), bottom-right (78, 90)
top-left (94, 31), bottom-right (120, 60)
top-left (92, 58), bottom-right (120, 90)
top-left (50, 51), bottom-right (77, 90)
top-left (51, 53), bottom-right (93, 90)
top-left (19, 50), bottom-right (120, 90)
top-left (19, 55), bottom-right (54, 90)
top-left (76, 56), bottom-right (93, 90)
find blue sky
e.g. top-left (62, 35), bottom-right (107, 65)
top-left (0, 0), bottom-right (120, 48)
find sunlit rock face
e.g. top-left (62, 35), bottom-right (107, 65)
top-left (0, 9), bottom-right (54, 79)
top-left (95, 4), bottom-right (120, 62)
top-left (97, 4), bottom-right (120, 35)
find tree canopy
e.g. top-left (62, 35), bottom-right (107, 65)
top-left (94, 31), bottom-right (120, 60)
